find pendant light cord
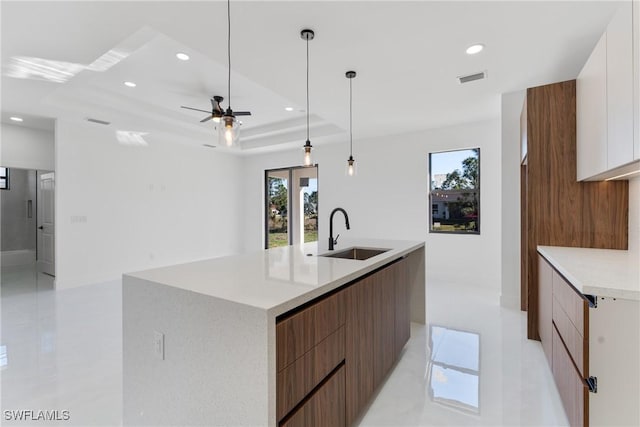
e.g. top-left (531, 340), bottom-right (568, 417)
top-left (349, 77), bottom-right (353, 156)
top-left (227, 0), bottom-right (231, 108)
top-left (306, 36), bottom-right (310, 141)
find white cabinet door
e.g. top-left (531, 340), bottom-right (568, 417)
top-left (577, 33), bottom-right (608, 180)
top-left (607, 1), bottom-right (634, 169)
top-left (634, 0), bottom-right (639, 160)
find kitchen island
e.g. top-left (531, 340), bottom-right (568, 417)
top-left (123, 239), bottom-right (425, 426)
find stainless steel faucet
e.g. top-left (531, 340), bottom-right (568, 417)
top-left (329, 207), bottom-right (350, 250)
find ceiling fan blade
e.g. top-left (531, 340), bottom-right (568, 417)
top-left (200, 115), bottom-right (214, 123)
top-left (181, 106), bottom-right (211, 114)
top-left (235, 111), bottom-right (252, 116)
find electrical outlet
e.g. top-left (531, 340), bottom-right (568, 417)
top-left (153, 331), bottom-right (164, 360)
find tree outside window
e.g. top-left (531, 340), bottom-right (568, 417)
top-left (429, 148), bottom-right (480, 234)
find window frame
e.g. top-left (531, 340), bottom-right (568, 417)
top-left (428, 148), bottom-right (480, 235)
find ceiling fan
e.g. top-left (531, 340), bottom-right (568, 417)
top-left (181, 95), bottom-right (251, 124)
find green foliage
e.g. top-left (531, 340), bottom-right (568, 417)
top-left (268, 177), bottom-right (288, 215)
top-left (440, 151), bottom-right (479, 190)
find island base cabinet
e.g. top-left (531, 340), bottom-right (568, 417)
top-left (346, 257), bottom-right (413, 425)
top-left (280, 365), bottom-right (345, 427)
top-left (277, 249), bottom-right (421, 427)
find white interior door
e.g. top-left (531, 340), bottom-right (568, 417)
top-left (37, 171), bottom-right (55, 276)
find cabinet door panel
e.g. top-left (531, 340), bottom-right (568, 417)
top-left (552, 271), bottom-right (588, 338)
top-left (634, 0), bottom-right (640, 159)
top-left (552, 326), bottom-right (588, 427)
top-left (277, 326), bottom-right (345, 420)
top-left (280, 365), bottom-right (345, 427)
top-left (277, 291), bottom-right (346, 371)
top-left (373, 264), bottom-right (396, 388)
top-left (538, 256), bottom-right (553, 366)
top-left (577, 33), bottom-right (608, 180)
top-left (345, 278), bottom-right (374, 425)
top-left (607, 1), bottom-right (634, 169)
top-left (395, 258), bottom-right (410, 356)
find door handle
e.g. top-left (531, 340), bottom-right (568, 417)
top-left (38, 226), bottom-right (44, 230)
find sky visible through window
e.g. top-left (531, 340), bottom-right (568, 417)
top-left (430, 149), bottom-right (477, 178)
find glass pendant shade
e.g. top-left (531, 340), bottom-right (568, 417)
top-left (303, 141), bottom-right (313, 166)
top-left (346, 156), bottom-right (357, 176)
top-left (218, 115), bottom-right (240, 147)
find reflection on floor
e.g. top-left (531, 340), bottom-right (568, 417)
top-left (1, 266), bottom-right (568, 426)
top-left (359, 281), bottom-right (568, 426)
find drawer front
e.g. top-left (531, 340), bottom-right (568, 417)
top-left (552, 270), bottom-right (588, 337)
top-left (277, 326), bottom-right (345, 421)
top-left (277, 291), bottom-right (346, 371)
top-left (553, 294), bottom-right (588, 377)
top-left (552, 325), bottom-right (589, 427)
top-left (280, 364), bottom-right (346, 427)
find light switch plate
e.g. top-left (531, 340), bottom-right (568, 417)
top-left (153, 331), bottom-right (164, 360)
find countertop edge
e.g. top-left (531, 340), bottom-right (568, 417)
top-left (537, 246), bottom-right (640, 301)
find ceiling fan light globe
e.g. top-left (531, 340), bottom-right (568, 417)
top-left (218, 116), bottom-right (240, 147)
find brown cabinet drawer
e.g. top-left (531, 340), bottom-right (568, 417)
top-left (277, 326), bottom-right (345, 421)
top-left (277, 291), bottom-right (346, 371)
top-left (280, 364), bottom-right (346, 427)
top-left (552, 325), bottom-right (589, 427)
top-left (553, 294), bottom-right (588, 377)
top-left (552, 270), bottom-right (588, 338)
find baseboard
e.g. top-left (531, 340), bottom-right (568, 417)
top-left (1, 249), bottom-right (36, 267)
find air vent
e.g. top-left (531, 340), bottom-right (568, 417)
top-left (457, 71), bottom-right (487, 84)
top-left (202, 144), bottom-right (216, 149)
top-left (86, 118), bottom-right (111, 125)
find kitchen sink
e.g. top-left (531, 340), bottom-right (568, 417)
top-left (320, 247), bottom-right (390, 261)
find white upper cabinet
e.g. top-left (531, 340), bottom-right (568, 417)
top-left (577, 33), bottom-right (608, 180)
top-left (577, 1), bottom-right (640, 180)
top-left (635, 0), bottom-right (640, 160)
top-left (607, 1), bottom-right (634, 169)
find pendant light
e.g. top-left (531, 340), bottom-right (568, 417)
top-left (301, 29), bottom-right (314, 166)
top-left (219, 0), bottom-right (240, 147)
top-left (345, 71), bottom-right (357, 176)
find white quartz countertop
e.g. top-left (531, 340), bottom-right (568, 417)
top-left (537, 246), bottom-right (640, 301)
top-left (125, 239), bottom-right (424, 316)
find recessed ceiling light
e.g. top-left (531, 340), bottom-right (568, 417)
top-left (124, 81), bottom-right (137, 88)
top-left (9, 116), bottom-right (23, 122)
top-left (285, 107), bottom-right (294, 112)
top-left (176, 52), bottom-right (190, 61)
top-left (466, 44), bottom-right (485, 55)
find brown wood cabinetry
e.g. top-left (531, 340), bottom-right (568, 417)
top-left (552, 325), bottom-right (589, 427)
top-left (539, 253), bottom-right (592, 427)
top-left (280, 365), bottom-right (346, 427)
top-left (346, 256), bottom-right (415, 425)
top-left (277, 248), bottom-right (421, 427)
top-left (521, 80), bottom-right (628, 340)
top-left (345, 274), bottom-right (375, 425)
top-left (538, 256), bottom-right (553, 366)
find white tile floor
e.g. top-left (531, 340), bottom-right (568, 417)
top-left (1, 265), bottom-right (568, 426)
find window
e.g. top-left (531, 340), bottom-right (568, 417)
top-left (429, 148), bottom-right (479, 234)
top-left (265, 166), bottom-right (318, 248)
top-left (0, 167), bottom-right (9, 190)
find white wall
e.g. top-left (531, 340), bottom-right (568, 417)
top-left (242, 119), bottom-right (502, 295)
top-left (500, 91), bottom-right (526, 309)
top-left (1, 123), bottom-right (54, 171)
top-left (55, 119), bottom-right (244, 289)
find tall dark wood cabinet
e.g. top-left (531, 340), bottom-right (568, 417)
top-left (521, 80), bottom-right (628, 340)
